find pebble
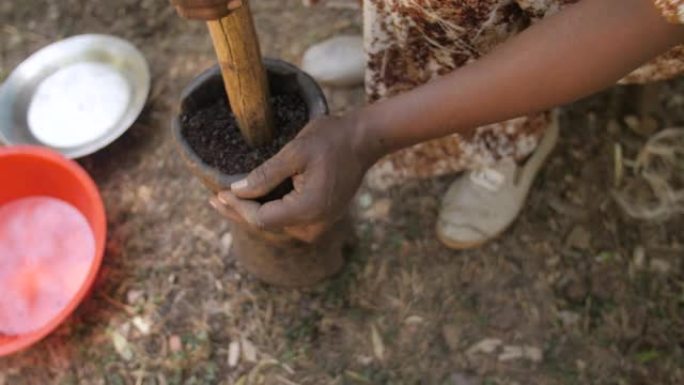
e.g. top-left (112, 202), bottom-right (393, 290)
top-left (466, 338), bottom-right (502, 355)
top-left (302, 35), bottom-right (365, 87)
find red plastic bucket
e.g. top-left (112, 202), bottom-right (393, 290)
top-left (0, 146), bottom-right (106, 356)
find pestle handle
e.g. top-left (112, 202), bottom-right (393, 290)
top-left (206, 1), bottom-right (274, 147)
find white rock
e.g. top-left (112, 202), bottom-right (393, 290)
top-left (302, 35), bottom-right (365, 87)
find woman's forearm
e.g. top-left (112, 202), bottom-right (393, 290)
top-left (356, 0), bottom-right (684, 161)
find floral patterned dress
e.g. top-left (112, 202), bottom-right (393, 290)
top-left (363, 0), bottom-right (684, 188)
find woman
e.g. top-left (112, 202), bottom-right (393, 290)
top-left (174, 0), bottom-right (684, 247)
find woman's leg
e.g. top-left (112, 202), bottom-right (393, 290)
top-left (364, 0), bottom-right (553, 189)
top-left (362, 0), bottom-right (684, 248)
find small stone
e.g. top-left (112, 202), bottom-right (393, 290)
top-left (169, 335), bottom-right (183, 353)
top-left (302, 35), bottom-right (365, 87)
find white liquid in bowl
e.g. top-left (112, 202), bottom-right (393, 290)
top-left (0, 197), bottom-right (95, 335)
top-left (27, 62), bottom-right (131, 148)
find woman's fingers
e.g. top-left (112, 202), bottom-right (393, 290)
top-left (213, 192), bottom-right (330, 243)
top-left (209, 197), bottom-right (248, 225)
top-left (230, 141), bottom-right (307, 200)
top-left (217, 188), bottom-right (317, 230)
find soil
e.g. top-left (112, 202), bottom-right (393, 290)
top-left (181, 93), bottom-right (308, 175)
top-left (2, 1), bottom-right (683, 385)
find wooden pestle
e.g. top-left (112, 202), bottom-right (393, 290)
top-left (206, 1), bottom-right (274, 147)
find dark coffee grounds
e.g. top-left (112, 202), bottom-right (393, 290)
top-left (181, 93), bottom-right (308, 175)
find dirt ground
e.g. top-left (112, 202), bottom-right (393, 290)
top-left (1, 1), bottom-right (684, 384)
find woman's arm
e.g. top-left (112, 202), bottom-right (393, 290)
top-left (358, 0), bottom-right (684, 159)
top-left (218, 0), bottom-right (684, 239)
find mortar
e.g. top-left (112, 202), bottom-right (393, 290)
top-left (171, 59), bottom-right (347, 287)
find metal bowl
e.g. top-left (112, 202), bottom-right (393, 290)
top-left (0, 34), bottom-right (150, 158)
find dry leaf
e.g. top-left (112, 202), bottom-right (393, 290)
top-left (241, 337), bottom-right (257, 363)
top-left (228, 340), bottom-right (241, 367)
top-left (498, 345), bottom-right (543, 363)
top-left (498, 345), bottom-right (523, 361)
top-left (442, 325), bottom-right (461, 351)
top-left (221, 232), bottom-right (233, 252)
top-left (371, 325), bottom-right (385, 361)
top-left (525, 346), bottom-right (543, 363)
top-left (362, 199), bottom-right (391, 220)
top-left (110, 330), bottom-right (133, 361)
top-left (126, 289), bottom-right (145, 305)
top-left (466, 338), bottom-right (502, 355)
top-left (404, 315), bottom-right (424, 325)
top-left (132, 316), bottom-right (151, 335)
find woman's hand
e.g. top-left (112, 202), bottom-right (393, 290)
top-left (171, 0), bottom-right (242, 20)
top-left (210, 114), bottom-right (377, 242)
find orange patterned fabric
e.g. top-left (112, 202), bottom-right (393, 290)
top-left (654, 0), bottom-right (684, 24)
top-left (363, 0), bottom-right (684, 189)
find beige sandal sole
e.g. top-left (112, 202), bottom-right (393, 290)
top-left (435, 112), bottom-right (560, 250)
